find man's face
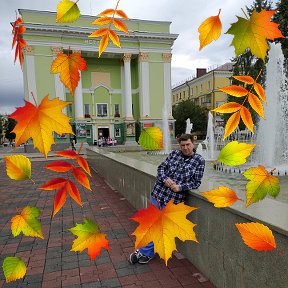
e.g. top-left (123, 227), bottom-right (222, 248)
top-left (180, 139), bottom-right (194, 156)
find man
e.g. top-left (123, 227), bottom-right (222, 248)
top-left (129, 133), bottom-right (205, 264)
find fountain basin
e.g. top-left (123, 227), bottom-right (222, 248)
top-left (87, 147), bottom-right (288, 288)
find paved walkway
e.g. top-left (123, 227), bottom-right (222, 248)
top-left (0, 153), bottom-right (215, 288)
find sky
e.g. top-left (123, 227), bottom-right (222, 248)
top-left (0, 0), bottom-right (279, 115)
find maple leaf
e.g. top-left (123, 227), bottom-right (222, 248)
top-left (201, 186), bottom-right (244, 207)
top-left (198, 9), bottom-right (222, 50)
top-left (11, 206), bottom-right (44, 239)
top-left (4, 155), bottom-right (35, 183)
top-left (211, 141), bottom-right (256, 166)
top-left (2, 257), bottom-right (26, 283)
top-left (51, 51), bottom-right (87, 97)
top-left (242, 166), bottom-right (280, 207)
top-left (138, 126), bottom-right (164, 150)
top-left (131, 200), bottom-right (198, 265)
top-left (9, 95), bottom-right (74, 159)
top-left (68, 218), bottom-right (110, 261)
top-left (56, 0), bottom-right (81, 23)
top-left (235, 222), bottom-right (284, 255)
top-left (226, 9), bottom-right (285, 61)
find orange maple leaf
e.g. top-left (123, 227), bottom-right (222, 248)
top-left (198, 9), bottom-right (222, 50)
top-left (9, 95), bottom-right (74, 159)
top-left (235, 222), bottom-right (284, 255)
top-left (68, 218), bottom-right (110, 261)
top-left (226, 9), bottom-right (284, 61)
top-left (131, 199), bottom-right (198, 265)
top-left (51, 51), bottom-right (87, 97)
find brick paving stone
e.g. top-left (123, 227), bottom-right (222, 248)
top-left (0, 158), bottom-right (215, 288)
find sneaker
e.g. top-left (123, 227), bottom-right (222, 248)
top-left (129, 249), bottom-right (143, 264)
top-left (138, 255), bottom-right (152, 264)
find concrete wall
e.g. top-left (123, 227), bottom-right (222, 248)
top-left (87, 148), bottom-right (288, 288)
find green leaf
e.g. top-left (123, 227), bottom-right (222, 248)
top-left (2, 257), bottom-right (26, 283)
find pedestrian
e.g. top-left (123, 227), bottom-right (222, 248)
top-left (129, 133), bottom-right (205, 264)
top-left (71, 138), bottom-right (76, 151)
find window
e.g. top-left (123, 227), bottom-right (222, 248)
top-left (84, 104), bottom-right (90, 117)
top-left (86, 129), bottom-right (91, 138)
top-left (216, 101), bottom-right (225, 115)
top-left (114, 104), bottom-right (120, 117)
top-left (68, 104), bottom-right (73, 117)
top-left (97, 104), bottom-right (108, 117)
top-left (196, 86), bottom-right (198, 95)
top-left (173, 95), bottom-right (175, 103)
top-left (191, 88), bottom-right (193, 96)
top-left (176, 95), bottom-right (178, 101)
top-left (200, 84), bottom-right (203, 93)
top-left (208, 81), bottom-right (211, 90)
top-left (180, 92), bottom-right (182, 99)
top-left (183, 91), bottom-right (186, 99)
top-left (115, 128), bottom-right (121, 137)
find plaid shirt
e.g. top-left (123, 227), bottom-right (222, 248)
top-left (151, 149), bottom-right (205, 205)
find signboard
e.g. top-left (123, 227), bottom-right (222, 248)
top-left (76, 123), bottom-right (86, 137)
top-left (144, 123), bottom-right (152, 128)
top-left (126, 123), bottom-right (135, 136)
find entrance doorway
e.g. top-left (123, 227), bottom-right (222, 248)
top-left (98, 128), bottom-right (109, 139)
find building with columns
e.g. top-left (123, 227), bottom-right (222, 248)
top-left (19, 9), bottom-right (177, 146)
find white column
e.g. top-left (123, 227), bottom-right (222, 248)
top-left (163, 53), bottom-right (173, 118)
top-left (120, 60), bottom-right (125, 118)
top-left (138, 52), bottom-right (150, 119)
top-left (22, 46), bottom-right (37, 104)
top-left (51, 46), bottom-right (66, 114)
top-left (73, 50), bottom-right (84, 120)
top-left (123, 53), bottom-right (133, 120)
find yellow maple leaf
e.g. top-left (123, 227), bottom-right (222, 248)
top-left (9, 95), bottom-right (74, 159)
top-left (201, 186), bottom-right (244, 207)
top-left (243, 166), bottom-right (280, 207)
top-left (138, 126), bottom-right (164, 150)
top-left (11, 206), bottom-right (44, 239)
top-left (4, 155), bottom-right (35, 183)
top-left (226, 9), bottom-right (285, 61)
top-left (56, 0), bottom-right (80, 23)
top-left (198, 9), bottom-right (222, 50)
top-left (131, 200), bottom-right (198, 265)
top-left (51, 51), bottom-right (87, 97)
top-left (68, 218), bottom-right (110, 261)
top-left (211, 141), bottom-right (256, 166)
top-left (2, 257), bottom-right (27, 283)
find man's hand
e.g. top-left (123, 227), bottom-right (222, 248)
top-left (170, 183), bottom-right (180, 192)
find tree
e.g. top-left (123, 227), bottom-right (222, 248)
top-left (274, 0), bottom-right (288, 72)
top-left (5, 118), bottom-right (17, 142)
top-left (172, 100), bottom-right (207, 137)
top-left (225, 0), bottom-right (273, 129)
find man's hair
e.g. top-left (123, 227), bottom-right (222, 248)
top-left (178, 134), bottom-right (195, 143)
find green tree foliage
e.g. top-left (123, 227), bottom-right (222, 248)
top-left (225, 0), bottom-right (273, 129)
top-left (274, 0), bottom-right (288, 72)
top-left (5, 118), bottom-right (17, 141)
top-left (172, 100), bottom-right (207, 137)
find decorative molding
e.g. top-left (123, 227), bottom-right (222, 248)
top-left (72, 49), bottom-right (81, 54)
top-left (162, 53), bottom-right (172, 63)
top-left (139, 115), bottom-right (151, 120)
top-left (138, 52), bottom-right (149, 62)
top-left (122, 53), bottom-right (132, 63)
top-left (22, 45), bottom-right (34, 56)
top-left (51, 46), bottom-right (63, 56)
top-left (123, 116), bottom-right (134, 121)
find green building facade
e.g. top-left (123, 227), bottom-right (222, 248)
top-left (20, 9), bottom-right (177, 146)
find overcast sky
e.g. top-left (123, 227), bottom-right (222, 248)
top-left (0, 0), bottom-right (278, 115)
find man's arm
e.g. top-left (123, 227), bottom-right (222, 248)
top-left (178, 159), bottom-right (205, 191)
top-left (157, 152), bottom-right (174, 183)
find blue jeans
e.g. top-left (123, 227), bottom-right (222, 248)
top-left (138, 196), bottom-right (166, 258)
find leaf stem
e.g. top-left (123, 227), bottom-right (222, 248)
top-left (241, 8), bottom-right (249, 19)
top-left (30, 92), bottom-right (37, 107)
top-left (30, 177), bottom-right (35, 184)
top-left (108, 0), bottom-right (121, 30)
top-left (238, 198), bottom-right (244, 202)
top-left (210, 159), bottom-right (218, 165)
top-left (276, 248), bottom-right (285, 256)
top-left (16, 206), bottom-right (20, 214)
top-left (218, 9), bottom-right (221, 16)
top-left (269, 168), bottom-right (276, 175)
top-left (67, 142), bottom-right (83, 181)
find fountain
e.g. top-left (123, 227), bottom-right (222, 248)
top-left (254, 43), bottom-right (288, 173)
top-left (185, 118), bottom-right (193, 134)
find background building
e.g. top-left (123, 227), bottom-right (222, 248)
top-left (172, 63), bottom-right (233, 128)
top-left (19, 9), bottom-right (177, 147)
